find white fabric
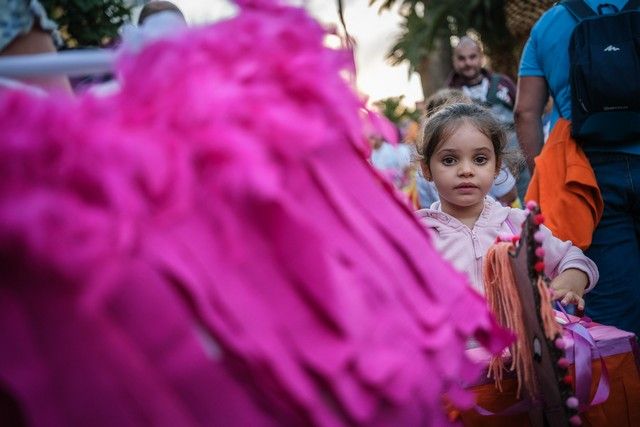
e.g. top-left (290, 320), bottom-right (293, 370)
top-left (461, 78), bottom-right (489, 103)
top-left (489, 167), bottom-right (516, 199)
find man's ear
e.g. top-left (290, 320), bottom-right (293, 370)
top-left (420, 162), bottom-right (432, 181)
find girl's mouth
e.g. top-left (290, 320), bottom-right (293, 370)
top-left (455, 183), bottom-right (478, 189)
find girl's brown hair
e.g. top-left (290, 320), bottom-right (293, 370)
top-left (424, 88), bottom-right (470, 118)
top-left (417, 103), bottom-right (508, 174)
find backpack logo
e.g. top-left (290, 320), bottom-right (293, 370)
top-left (604, 45), bottom-right (621, 52)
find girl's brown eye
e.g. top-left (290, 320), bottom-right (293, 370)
top-left (442, 157), bottom-right (456, 166)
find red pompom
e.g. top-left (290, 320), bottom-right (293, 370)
top-left (563, 375), bottom-right (573, 386)
top-left (534, 261), bottom-right (545, 273)
top-left (534, 214), bottom-right (545, 225)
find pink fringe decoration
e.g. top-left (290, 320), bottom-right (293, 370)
top-left (363, 109), bottom-right (399, 145)
top-left (0, 1), bottom-right (510, 426)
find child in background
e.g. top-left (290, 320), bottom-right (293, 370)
top-left (416, 103), bottom-right (598, 309)
top-left (369, 115), bottom-right (413, 191)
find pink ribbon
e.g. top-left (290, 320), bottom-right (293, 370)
top-left (558, 307), bottom-right (611, 412)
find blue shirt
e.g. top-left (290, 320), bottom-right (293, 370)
top-left (519, 0), bottom-right (640, 154)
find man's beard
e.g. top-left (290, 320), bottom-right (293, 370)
top-left (462, 68), bottom-right (481, 84)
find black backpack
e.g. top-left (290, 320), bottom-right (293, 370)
top-left (561, 0), bottom-right (640, 144)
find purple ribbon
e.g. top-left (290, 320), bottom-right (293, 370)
top-left (474, 307), bottom-right (612, 417)
top-left (474, 398), bottom-right (533, 416)
top-left (558, 307), bottom-right (611, 412)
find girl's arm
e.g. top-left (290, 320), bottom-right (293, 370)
top-left (535, 222), bottom-right (598, 309)
top-left (538, 222), bottom-right (598, 291)
top-left (505, 209), bottom-right (598, 308)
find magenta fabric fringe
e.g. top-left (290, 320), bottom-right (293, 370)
top-left (0, 1), bottom-right (509, 426)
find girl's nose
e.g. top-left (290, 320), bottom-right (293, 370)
top-left (458, 161), bottom-right (474, 176)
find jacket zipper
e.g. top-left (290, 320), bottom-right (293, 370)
top-left (471, 230), bottom-right (482, 288)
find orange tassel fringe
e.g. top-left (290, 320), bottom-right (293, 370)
top-left (483, 242), bottom-right (536, 399)
top-left (538, 276), bottom-right (562, 341)
top-left (483, 242), bottom-right (563, 399)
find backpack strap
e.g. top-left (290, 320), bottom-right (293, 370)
top-left (485, 74), bottom-right (501, 106)
top-left (561, 0), bottom-right (597, 21)
top-left (621, 0), bottom-right (640, 11)
top-left (485, 74), bottom-right (513, 110)
top-left (562, 0), bottom-right (640, 17)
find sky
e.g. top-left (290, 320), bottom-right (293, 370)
top-left (169, 0), bottom-right (425, 107)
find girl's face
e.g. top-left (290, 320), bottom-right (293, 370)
top-left (425, 121), bottom-right (498, 220)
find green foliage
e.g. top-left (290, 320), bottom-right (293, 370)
top-left (457, 0), bottom-right (514, 63)
top-left (370, 0), bottom-right (519, 79)
top-left (372, 0), bottom-right (454, 76)
top-left (374, 96), bottom-right (420, 124)
top-left (41, 0), bottom-right (132, 47)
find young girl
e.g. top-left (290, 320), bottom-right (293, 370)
top-left (416, 103), bottom-right (598, 309)
top-left (417, 88), bottom-right (520, 208)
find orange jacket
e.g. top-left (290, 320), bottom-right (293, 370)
top-left (525, 118), bottom-right (603, 250)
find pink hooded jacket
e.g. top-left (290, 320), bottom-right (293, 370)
top-left (417, 197), bottom-right (599, 295)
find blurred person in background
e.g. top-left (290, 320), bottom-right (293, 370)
top-left (0, 0), bottom-right (71, 92)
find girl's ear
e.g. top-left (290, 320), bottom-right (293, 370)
top-left (420, 162), bottom-right (432, 181)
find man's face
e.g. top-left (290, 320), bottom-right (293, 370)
top-left (452, 43), bottom-right (483, 84)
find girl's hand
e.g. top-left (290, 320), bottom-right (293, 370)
top-left (549, 269), bottom-right (589, 311)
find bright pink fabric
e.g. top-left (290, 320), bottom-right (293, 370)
top-left (364, 109), bottom-right (400, 145)
top-left (0, 1), bottom-right (509, 426)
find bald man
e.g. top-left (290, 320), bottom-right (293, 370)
top-left (447, 37), bottom-right (516, 130)
top-left (138, 1), bottom-right (186, 25)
